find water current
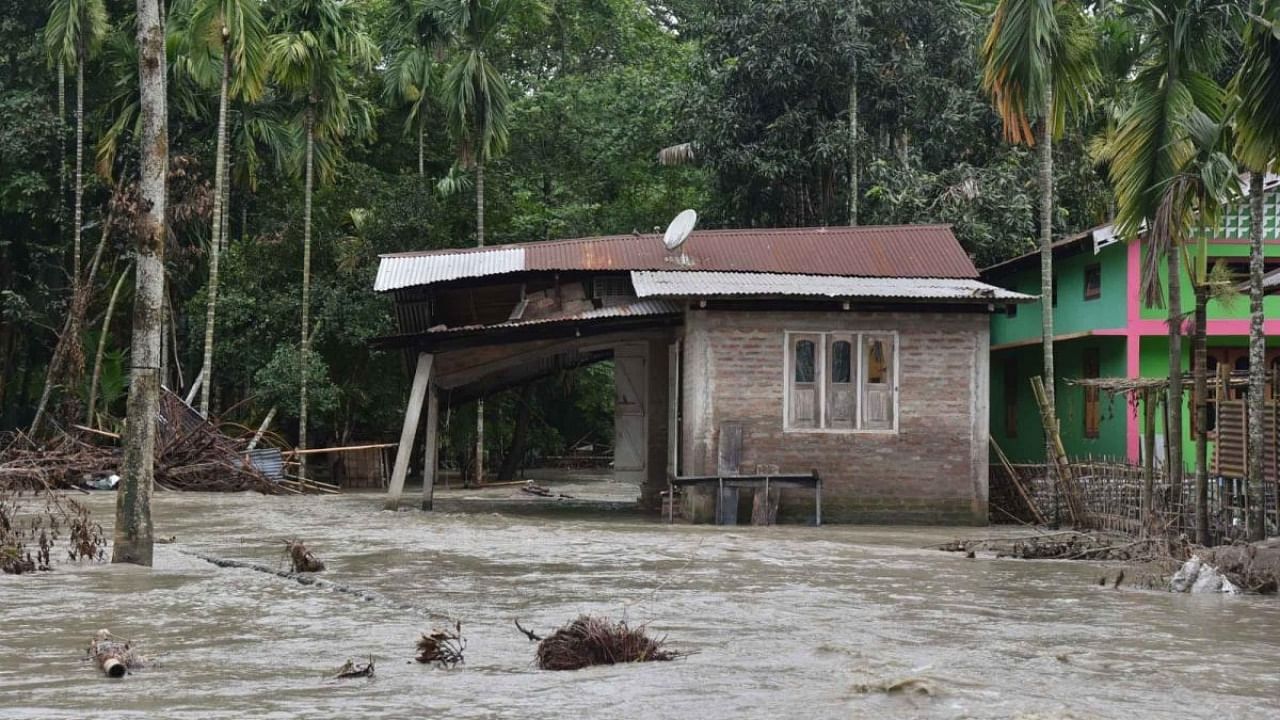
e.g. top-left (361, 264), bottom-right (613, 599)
top-left (2, 490), bottom-right (1278, 719)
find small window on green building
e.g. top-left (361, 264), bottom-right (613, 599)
top-left (1084, 264), bottom-right (1102, 301)
top-left (1005, 303), bottom-right (1018, 318)
top-left (1004, 358), bottom-right (1018, 439)
top-left (1052, 278), bottom-right (1058, 307)
top-left (1083, 348), bottom-right (1101, 438)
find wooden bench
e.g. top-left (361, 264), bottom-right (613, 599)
top-left (667, 471), bottom-right (821, 526)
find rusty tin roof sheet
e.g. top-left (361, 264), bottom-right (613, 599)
top-left (423, 298), bottom-right (683, 335)
top-left (375, 225), bottom-right (977, 292)
top-left (631, 271), bottom-right (1036, 303)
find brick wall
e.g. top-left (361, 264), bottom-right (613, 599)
top-left (680, 308), bottom-right (990, 525)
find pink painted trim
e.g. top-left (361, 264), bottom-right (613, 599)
top-left (1125, 241), bottom-right (1142, 461)
top-left (1128, 318), bottom-right (1280, 336)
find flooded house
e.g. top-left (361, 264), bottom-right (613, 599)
top-left (371, 223), bottom-right (1032, 524)
top-left (984, 176), bottom-right (1280, 479)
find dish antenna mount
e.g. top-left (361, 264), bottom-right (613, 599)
top-left (663, 209), bottom-right (698, 252)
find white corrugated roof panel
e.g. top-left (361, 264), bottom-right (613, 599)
top-left (375, 247), bottom-right (525, 291)
top-left (630, 271), bottom-right (1036, 303)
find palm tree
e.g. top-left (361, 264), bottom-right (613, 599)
top-left (114, 0), bottom-right (166, 567)
top-left (1107, 0), bottom-right (1235, 512)
top-left (180, 0), bottom-right (268, 417)
top-left (1232, 0), bottom-right (1280, 540)
top-left (1157, 108), bottom-right (1236, 544)
top-left (45, 0), bottom-right (108, 292)
top-left (270, 0), bottom-right (378, 470)
top-left (383, 0), bottom-right (451, 176)
top-left (979, 0), bottom-right (1095, 492)
top-left (438, 0), bottom-right (518, 247)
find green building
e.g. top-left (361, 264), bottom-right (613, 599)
top-left (983, 179), bottom-right (1280, 468)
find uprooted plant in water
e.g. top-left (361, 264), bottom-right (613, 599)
top-left (416, 621), bottom-right (466, 668)
top-left (1, 477), bottom-right (106, 574)
top-left (533, 615), bottom-right (682, 671)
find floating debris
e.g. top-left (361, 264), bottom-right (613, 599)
top-left (332, 656), bottom-right (375, 679)
top-left (286, 539), bottom-right (325, 573)
top-left (535, 616), bottom-right (680, 671)
top-left (88, 629), bottom-right (144, 678)
top-left (415, 622), bottom-right (466, 667)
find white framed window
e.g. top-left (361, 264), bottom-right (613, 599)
top-left (784, 331), bottom-right (898, 433)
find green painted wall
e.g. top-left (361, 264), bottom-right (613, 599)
top-left (1136, 335), bottom-right (1280, 466)
top-left (1139, 188), bottom-right (1280, 322)
top-left (989, 240), bottom-right (1128, 347)
top-left (990, 337), bottom-right (1127, 463)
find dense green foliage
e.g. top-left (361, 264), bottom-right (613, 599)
top-left (6, 0), bottom-right (1265, 473)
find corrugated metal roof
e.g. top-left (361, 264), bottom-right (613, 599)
top-left (631, 271), bottom-right (1036, 303)
top-left (421, 298), bottom-right (682, 335)
top-left (375, 225), bottom-right (977, 291)
top-left (375, 247), bottom-right (524, 291)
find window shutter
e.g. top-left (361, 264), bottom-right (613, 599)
top-left (789, 334), bottom-right (821, 429)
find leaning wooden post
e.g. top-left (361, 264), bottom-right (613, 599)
top-left (420, 385), bottom-right (439, 511)
top-left (386, 353), bottom-right (433, 511)
top-left (1141, 387), bottom-right (1157, 538)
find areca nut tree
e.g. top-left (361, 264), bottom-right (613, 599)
top-left (114, 0), bottom-right (167, 567)
top-left (439, 0), bottom-right (517, 248)
top-left (438, 0), bottom-right (521, 483)
top-left (1232, 0), bottom-right (1280, 540)
top-left (45, 0), bottom-right (109, 291)
top-left (1107, 0), bottom-right (1236, 513)
top-left (383, 0), bottom-right (452, 176)
top-left (1155, 107), bottom-right (1236, 545)
top-left (979, 0), bottom-right (1096, 480)
top-left (270, 0), bottom-right (378, 471)
top-left (182, 0), bottom-right (269, 418)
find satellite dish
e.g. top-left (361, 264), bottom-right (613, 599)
top-left (663, 209), bottom-right (698, 251)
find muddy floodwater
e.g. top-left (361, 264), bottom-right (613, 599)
top-left (2, 489), bottom-right (1279, 720)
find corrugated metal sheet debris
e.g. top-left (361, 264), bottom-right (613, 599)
top-left (630, 271), bottom-right (1036, 302)
top-left (374, 225), bottom-right (978, 291)
top-left (422, 298), bottom-right (682, 335)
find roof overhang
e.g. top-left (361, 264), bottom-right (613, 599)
top-left (631, 271), bottom-right (1036, 304)
top-left (370, 299), bottom-right (683, 352)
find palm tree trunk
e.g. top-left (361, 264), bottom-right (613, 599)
top-left (199, 50), bottom-right (231, 417)
top-left (87, 266), bottom-right (129, 426)
top-left (1038, 88), bottom-right (1057, 504)
top-left (74, 53), bottom-right (85, 289)
top-left (418, 113), bottom-right (425, 177)
top-left (847, 80), bottom-right (858, 226)
top-left (114, 0), bottom-right (166, 567)
top-left (1248, 171), bottom-right (1267, 541)
top-left (298, 109), bottom-right (315, 479)
top-left (1167, 244), bottom-right (1184, 513)
top-left (847, 0), bottom-right (858, 227)
top-left (474, 158), bottom-right (486, 481)
top-left (57, 61), bottom-right (66, 237)
top-left (476, 159), bottom-right (485, 246)
top-left (1193, 282), bottom-right (1209, 544)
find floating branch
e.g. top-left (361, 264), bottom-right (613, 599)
top-left (181, 550), bottom-right (442, 618)
top-left (535, 616), bottom-right (682, 671)
top-left (332, 656), bottom-right (375, 679)
top-left (514, 618), bottom-right (542, 642)
top-left (415, 622), bottom-right (466, 668)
